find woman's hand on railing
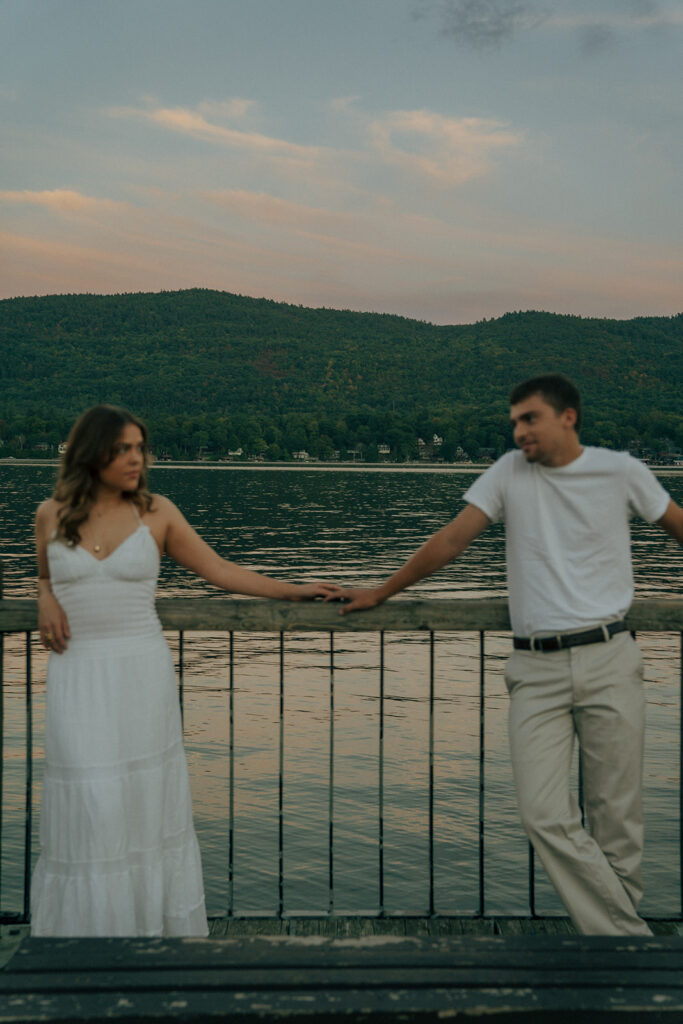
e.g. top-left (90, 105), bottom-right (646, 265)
top-left (325, 586), bottom-right (384, 615)
top-left (37, 590), bottom-right (70, 653)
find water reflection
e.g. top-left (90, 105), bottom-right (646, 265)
top-left (1, 465), bottom-right (681, 918)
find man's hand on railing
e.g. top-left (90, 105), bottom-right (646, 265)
top-left (325, 586), bottom-right (385, 615)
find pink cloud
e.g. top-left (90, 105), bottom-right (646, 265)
top-left (108, 103), bottom-right (324, 162)
top-left (0, 189), bottom-right (127, 214)
top-left (370, 109), bottom-right (521, 184)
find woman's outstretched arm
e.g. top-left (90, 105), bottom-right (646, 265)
top-left (155, 495), bottom-right (336, 601)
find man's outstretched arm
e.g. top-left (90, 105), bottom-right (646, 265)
top-left (657, 499), bottom-right (683, 545)
top-left (328, 503), bottom-right (491, 614)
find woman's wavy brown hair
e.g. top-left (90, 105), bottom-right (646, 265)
top-left (54, 405), bottom-right (154, 545)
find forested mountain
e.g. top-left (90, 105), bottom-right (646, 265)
top-left (1, 289), bottom-right (681, 461)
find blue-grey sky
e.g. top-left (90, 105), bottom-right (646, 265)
top-left (2, 0), bottom-right (682, 323)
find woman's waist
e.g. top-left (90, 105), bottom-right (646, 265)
top-left (52, 587), bottom-right (163, 645)
top-left (58, 609), bottom-right (164, 640)
top-left (54, 624), bottom-right (167, 656)
top-left (52, 577), bottom-right (157, 613)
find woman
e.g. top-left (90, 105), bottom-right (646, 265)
top-left (33, 404), bottom-right (334, 937)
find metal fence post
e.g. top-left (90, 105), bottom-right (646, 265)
top-left (478, 631), bottom-right (485, 918)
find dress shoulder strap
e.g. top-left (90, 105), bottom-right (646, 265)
top-left (130, 501), bottom-right (142, 525)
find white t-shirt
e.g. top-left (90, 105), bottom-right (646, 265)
top-left (463, 447), bottom-right (670, 636)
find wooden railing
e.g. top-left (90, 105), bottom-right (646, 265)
top-left (2, 595), bottom-right (682, 634)
top-left (1, 596), bottom-right (682, 924)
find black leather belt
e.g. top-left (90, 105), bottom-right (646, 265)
top-left (513, 620), bottom-right (628, 653)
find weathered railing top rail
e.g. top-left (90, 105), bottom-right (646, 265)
top-left (1, 597), bottom-right (682, 633)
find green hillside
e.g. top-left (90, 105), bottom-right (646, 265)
top-left (0, 289), bottom-right (681, 460)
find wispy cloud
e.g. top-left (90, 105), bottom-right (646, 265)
top-left (107, 97), bottom-right (519, 192)
top-left (369, 109), bottom-right (521, 184)
top-left (0, 189), bottom-right (127, 214)
top-left (107, 102), bottom-right (324, 163)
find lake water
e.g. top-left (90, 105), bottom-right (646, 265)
top-left (1, 463), bottom-right (682, 919)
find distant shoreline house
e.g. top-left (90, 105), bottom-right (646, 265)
top-left (417, 434), bottom-right (445, 460)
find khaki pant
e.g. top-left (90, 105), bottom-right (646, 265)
top-left (505, 631), bottom-right (651, 935)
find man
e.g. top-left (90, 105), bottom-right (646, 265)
top-left (329, 374), bottom-right (683, 935)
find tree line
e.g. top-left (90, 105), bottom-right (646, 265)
top-left (1, 290), bottom-right (681, 461)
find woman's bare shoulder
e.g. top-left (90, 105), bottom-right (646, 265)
top-left (35, 498), bottom-right (61, 539)
top-left (36, 497), bottom-right (60, 523)
top-left (146, 493), bottom-right (182, 519)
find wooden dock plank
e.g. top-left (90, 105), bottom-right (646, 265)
top-left (4, 983), bottom-right (683, 1023)
top-left (4, 962), bottom-right (683, 992)
top-left (4, 934), bottom-right (683, 1022)
top-left (9, 934), bottom-right (683, 972)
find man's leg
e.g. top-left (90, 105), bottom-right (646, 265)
top-left (506, 645), bottom-right (651, 935)
top-left (573, 632), bottom-right (646, 912)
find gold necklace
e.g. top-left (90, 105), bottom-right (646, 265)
top-left (90, 505), bottom-right (109, 553)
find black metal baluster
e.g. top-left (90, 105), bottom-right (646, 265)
top-left (278, 631), bottom-right (284, 918)
top-left (528, 842), bottom-right (536, 918)
top-left (429, 631), bottom-right (435, 917)
top-left (178, 630), bottom-right (184, 726)
top-left (379, 630), bottom-right (385, 916)
top-left (329, 632), bottom-right (335, 915)
top-left (478, 631), bottom-right (485, 917)
top-left (228, 630), bottom-right (234, 918)
top-left (0, 565), bottom-right (4, 916)
top-left (24, 633), bottom-right (33, 923)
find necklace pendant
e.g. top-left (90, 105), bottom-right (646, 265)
top-left (94, 544), bottom-right (101, 553)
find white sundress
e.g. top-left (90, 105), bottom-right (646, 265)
top-left (30, 518), bottom-right (208, 937)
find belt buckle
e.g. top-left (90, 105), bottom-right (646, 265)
top-left (530, 635), bottom-right (563, 652)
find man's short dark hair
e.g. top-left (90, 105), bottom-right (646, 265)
top-left (509, 374), bottom-right (582, 432)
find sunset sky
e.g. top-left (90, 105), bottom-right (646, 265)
top-left (2, 0), bottom-right (682, 324)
